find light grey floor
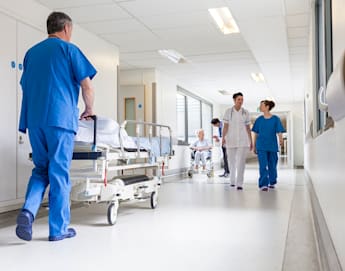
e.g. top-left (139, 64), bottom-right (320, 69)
top-left (0, 167), bottom-right (319, 271)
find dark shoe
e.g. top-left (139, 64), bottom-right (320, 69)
top-left (261, 187), bottom-right (268, 191)
top-left (16, 209), bottom-right (34, 241)
top-left (237, 186), bottom-right (243, 190)
top-left (219, 173), bottom-right (229, 177)
top-left (268, 185), bottom-right (275, 189)
top-left (49, 228), bottom-right (77, 242)
top-left (230, 184), bottom-right (235, 187)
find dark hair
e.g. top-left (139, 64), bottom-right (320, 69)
top-left (261, 100), bottom-right (275, 110)
top-left (47, 12), bottom-right (72, 34)
top-left (211, 118), bottom-right (220, 125)
top-left (233, 92), bottom-right (243, 99)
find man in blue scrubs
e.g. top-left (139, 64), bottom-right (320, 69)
top-left (16, 11), bottom-right (97, 241)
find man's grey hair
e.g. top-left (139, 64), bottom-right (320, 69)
top-left (47, 11), bottom-right (72, 34)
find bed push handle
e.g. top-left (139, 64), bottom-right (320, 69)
top-left (83, 115), bottom-right (97, 150)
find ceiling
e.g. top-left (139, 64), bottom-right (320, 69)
top-left (35, 0), bottom-right (311, 106)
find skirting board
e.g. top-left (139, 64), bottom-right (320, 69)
top-left (305, 172), bottom-right (343, 271)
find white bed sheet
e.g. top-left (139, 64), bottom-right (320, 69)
top-left (75, 117), bottom-right (136, 149)
top-left (74, 117), bottom-right (171, 156)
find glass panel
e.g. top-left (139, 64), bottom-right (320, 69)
top-left (187, 96), bottom-right (201, 143)
top-left (202, 103), bottom-right (212, 141)
top-left (176, 93), bottom-right (186, 143)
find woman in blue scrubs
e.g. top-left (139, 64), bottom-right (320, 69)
top-left (16, 11), bottom-right (97, 241)
top-left (252, 100), bottom-right (285, 191)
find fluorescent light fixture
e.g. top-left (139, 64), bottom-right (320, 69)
top-left (251, 72), bottom-right (265, 82)
top-left (208, 7), bottom-right (240, 35)
top-left (218, 90), bottom-right (233, 95)
top-left (158, 49), bottom-right (186, 64)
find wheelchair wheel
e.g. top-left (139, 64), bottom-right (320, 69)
top-left (187, 170), bottom-right (193, 178)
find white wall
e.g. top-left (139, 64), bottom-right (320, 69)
top-left (305, 0), bottom-right (345, 267)
top-left (0, 0), bottom-right (119, 210)
top-left (120, 69), bottom-right (155, 122)
top-left (0, 0), bottom-right (119, 120)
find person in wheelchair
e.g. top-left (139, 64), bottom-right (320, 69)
top-left (190, 129), bottom-right (212, 171)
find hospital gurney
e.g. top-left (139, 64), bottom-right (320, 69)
top-left (70, 116), bottom-right (173, 225)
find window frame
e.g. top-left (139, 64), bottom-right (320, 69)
top-left (176, 86), bottom-right (213, 145)
top-left (314, 0), bottom-right (333, 134)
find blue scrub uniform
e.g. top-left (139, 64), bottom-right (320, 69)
top-left (19, 37), bottom-right (97, 238)
top-left (251, 115), bottom-right (285, 188)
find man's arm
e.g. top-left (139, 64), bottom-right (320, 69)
top-left (246, 124), bottom-right (253, 151)
top-left (79, 77), bottom-right (95, 119)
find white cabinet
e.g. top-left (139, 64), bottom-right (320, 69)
top-left (0, 12), bottom-right (45, 204)
top-left (16, 22), bottom-right (45, 198)
top-left (0, 13), bottom-right (18, 202)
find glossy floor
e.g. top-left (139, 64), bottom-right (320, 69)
top-left (0, 167), bottom-right (319, 271)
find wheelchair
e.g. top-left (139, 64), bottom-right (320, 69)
top-left (187, 149), bottom-right (214, 178)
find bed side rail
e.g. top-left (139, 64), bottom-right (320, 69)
top-left (120, 120), bottom-right (173, 157)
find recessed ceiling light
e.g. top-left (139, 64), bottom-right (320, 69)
top-left (208, 7), bottom-right (240, 35)
top-left (251, 72), bottom-right (265, 82)
top-left (158, 49), bottom-right (186, 64)
top-left (218, 90), bottom-right (233, 95)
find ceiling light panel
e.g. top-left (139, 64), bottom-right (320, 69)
top-left (208, 7), bottom-right (239, 34)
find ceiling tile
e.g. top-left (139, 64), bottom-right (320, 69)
top-left (59, 3), bottom-right (131, 23)
top-left (80, 18), bottom-right (148, 34)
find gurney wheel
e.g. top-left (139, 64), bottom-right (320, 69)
top-left (107, 201), bottom-right (119, 225)
top-left (150, 191), bottom-right (158, 209)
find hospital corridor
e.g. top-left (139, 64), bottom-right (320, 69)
top-left (1, 0), bottom-right (345, 271)
top-left (0, 166), bottom-right (319, 271)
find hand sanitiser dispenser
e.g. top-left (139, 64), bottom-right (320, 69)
top-left (319, 52), bottom-right (345, 122)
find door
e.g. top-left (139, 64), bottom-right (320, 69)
top-left (125, 97), bottom-right (136, 136)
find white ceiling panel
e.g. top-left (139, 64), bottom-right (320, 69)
top-left (58, 3), bottom-right (131, 23)
top-left (33, 0), bottom-right (311, 105)
top-left (137, 11), bottom-right (212, 30)
top-left (288, 37), bottom-right (309, 47)
top-left (80, 18), bottom-right (148, 34)
top-left (287, 27), bottom-right (309, 38)
top-left (36, 0), bottom-right (113, 9)
top-left (118, 0), bottom-right (227, 17)
top-left (286, 14), bottom-right (309, 27)
top-left (225, 0), bottom-right (285, 20)
top-left (238, 16), bottom-right (289, 62)
top-left (284, 0), bottom-right (310, 14)
top-left (101, 31), bottom-right (164, 52)
top-left (187, 51), bottom-right (254, 63)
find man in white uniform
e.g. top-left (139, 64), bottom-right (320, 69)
top-left (222, 92), bottom-right (253, 190)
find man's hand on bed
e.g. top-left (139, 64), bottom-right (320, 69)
top-left (80, 110), bottom-right (95, 120)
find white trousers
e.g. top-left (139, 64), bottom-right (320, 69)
top-left (227, 147), bottom-right (249, 187)
top-left (194, 151), bottom-right (208, 167)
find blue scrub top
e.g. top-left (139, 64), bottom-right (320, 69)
top-left (252, 115), bottom-right (285, 152)
top-left (19, 37), bottom-right (97, 134)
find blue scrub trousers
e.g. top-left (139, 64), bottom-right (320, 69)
top-left (257, 150), bottom-right (278, 188)
top-left (23, 126), bottom-right (74, 237)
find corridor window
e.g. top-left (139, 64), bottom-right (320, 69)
top-left (176, 86), bottom-right (213, 144)
top-left (314, 0), bottom-right (333, 133)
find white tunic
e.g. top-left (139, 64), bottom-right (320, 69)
top-left (223, 106), bottom-right (251, 148)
